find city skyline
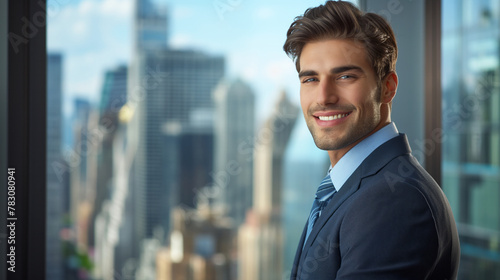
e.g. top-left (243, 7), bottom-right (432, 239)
top-left (49, 1), bottom-right (308, 278)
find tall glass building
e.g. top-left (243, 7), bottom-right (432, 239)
top-left (442, 0), bottom-right (500, 278)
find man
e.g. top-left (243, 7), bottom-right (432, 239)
top-left (283, 1), bottom-right (460, 279)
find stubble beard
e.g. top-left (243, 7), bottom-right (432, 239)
top-left (307, 112), bottom-right (380, 151)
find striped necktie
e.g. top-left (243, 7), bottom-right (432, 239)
top-left (304, 174), bottom-right (336, 245)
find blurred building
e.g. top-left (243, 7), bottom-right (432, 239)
top-left (128, 0), bottom-right (225, 268)
top-left (89, 64), bottom-right (128, 252)
top-left (134, 0), bottom-right (168, 51)
top-left (441, 0), bottom-right (500, 278)
top-left (282, 119), bottom-right (330, 273)
top-left (129, 48), bottom-right (224, 243)
top-left (213, 79), bottom-right (255, 226)
top-left (93, 112), bottom-right (137, 280)
top-left (155, 206), bottom-right (235, 280)
top-left (46, 52), bottom-right (65, 280)
top-left (92, 64), bottom-right (133, 280)
top-left (58, 97), bottom-right (101, 279)
top-left (136, 238), bottom-right (163, 280)
top-left (238, 91), bottom-right (299, 280)
top-left (99, 65), bottom-right (128, 115)
top-left (70, 98), bottom-right (100, 252)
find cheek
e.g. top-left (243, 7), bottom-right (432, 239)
top-left (349, 94), bottom-right (379, 118)
top-left (354, 87), bottom-right (379, 108)
top-left (299, 90), bottom-right (309, 109)
top-left (348, 92), bottom-right (369, 109)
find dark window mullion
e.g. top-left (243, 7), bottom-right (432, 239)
top-left (424, 0), bottom-right (442, 185)
top-left (6, 0), bottom-right (47, 280)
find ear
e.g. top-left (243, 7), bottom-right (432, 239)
top-left (381, 72), bottom-right (398, 104)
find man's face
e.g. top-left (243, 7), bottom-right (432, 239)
top-left (299, 39), bottom-right (382, 151)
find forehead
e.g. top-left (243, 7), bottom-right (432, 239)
top-left (299, 39), bottom-right (371, 72)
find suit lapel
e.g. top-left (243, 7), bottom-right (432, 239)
top-left (298, 134), bottom-right (412, 264)
top-left (290, 222), bottom-right (308, 279)
top-left (300, 167), bottom-right (362, 258)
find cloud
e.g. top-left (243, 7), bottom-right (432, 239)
top-left (169, 34), bottom-right (194, 49)
top-left (255, 6), bottom-right (275, 19)
top-left (48, 0), bottom-right (132, 48)
top-left (48, 0), bottom-right (132, 101)
top-left (99, 0), bottom-right (132, 18)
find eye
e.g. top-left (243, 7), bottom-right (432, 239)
top-left (302, 77), bottom-right (318, 84)
top-left (338, 74), bottom-right (354, 80)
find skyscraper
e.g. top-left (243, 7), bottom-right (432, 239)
top-left (129, 48), bottom-right (224, 241)
top-left (129, 0), bottom-right (225, 250)
top-left (90, 65), bottom-right (128, 249)
top-left (93, 115), bottom-right (135, 280)
top-left (238, 91), bottom-right (299, 280)
top-left (91, 64), bottom-right (130, 279)
top-left (99, 65), bottom-right (128, 115)
top-left (46, 52), bottom-right (64, 280)
top-left (213, 79), bottom-right (255, 226)
top-left (441, 1), bottom-right (500, 277)
top-left (252, 91), bottom-right (299, 218)
top-left (134, 0), bottom-right (168, 51)
top-left (94, 65), bottom-right (128, 209)
top-left (70, 97), bottom-right (99, 252)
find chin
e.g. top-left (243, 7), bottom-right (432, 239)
top-left (313, 138), bottom-right (354, 151)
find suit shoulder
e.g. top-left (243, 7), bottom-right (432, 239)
top-left (365, 153), bottom-right (444, 200)
top-left (343, 153), bottom-right (454, 238)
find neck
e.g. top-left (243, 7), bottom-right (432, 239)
top-left (328, 120), bottom-right (391, 167)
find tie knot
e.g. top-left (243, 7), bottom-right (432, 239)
top-left (315, 174), bottom-right (335, 200)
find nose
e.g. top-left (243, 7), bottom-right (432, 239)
top-left (317, 78), bottom-right (339, 105)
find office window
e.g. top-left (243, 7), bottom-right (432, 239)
top-left (46, 1), bottom-right (365, 279)
top-left (442, 0), bottom-right (500, 278)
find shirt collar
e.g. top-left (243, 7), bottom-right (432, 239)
top-left (328, 122), bottom-right (399, 192)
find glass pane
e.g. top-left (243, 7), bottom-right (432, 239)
top-left (47, 1), bottom-right (363, 279)
top-left (442, 0), bottom-right (500, 278)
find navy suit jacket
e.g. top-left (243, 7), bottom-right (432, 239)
top-left (290, 134), bottom-right (460, 280)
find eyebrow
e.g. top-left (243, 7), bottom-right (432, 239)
top-left (298, 65), bottom-right (364, 78)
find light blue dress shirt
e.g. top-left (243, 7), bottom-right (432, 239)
top-left (319, 122), bottom-right (399, 206)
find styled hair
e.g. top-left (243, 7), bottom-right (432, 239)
top-left (283, 1), bottom-right (397, 81)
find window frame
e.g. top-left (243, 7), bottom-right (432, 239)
top-left (424, 0), bottom-right (443, 184)
top-left (2, 0), bottom-right (47, 279)
top-left (0, 1), bottom-right (443, 279)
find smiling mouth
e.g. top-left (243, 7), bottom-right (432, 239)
top-left (316, 112), bottom-right (351, 121)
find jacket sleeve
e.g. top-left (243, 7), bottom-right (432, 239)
top-left (336, 180), bottom-right (439, 280)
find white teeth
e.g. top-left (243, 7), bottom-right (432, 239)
top-left (318, 113), bottom-right (349, 121)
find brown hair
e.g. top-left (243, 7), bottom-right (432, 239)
top-left (283, 1), bottom-right (397, 81)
